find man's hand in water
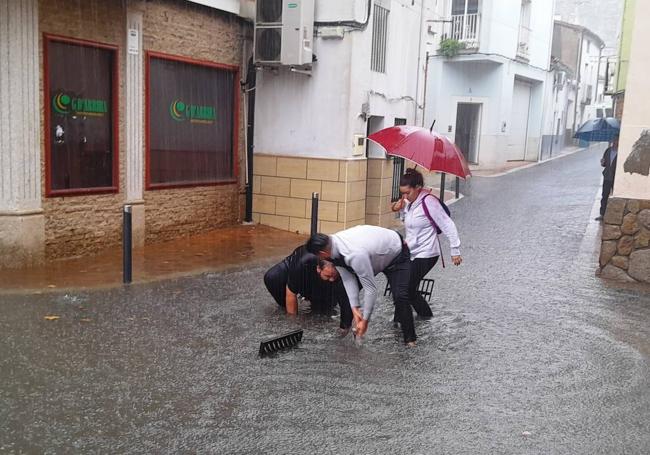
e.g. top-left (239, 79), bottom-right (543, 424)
top-left (356, 319), bottom-right (369, 337)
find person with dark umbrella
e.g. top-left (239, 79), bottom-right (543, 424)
top-left (596, 136), bottom-right (619, 221)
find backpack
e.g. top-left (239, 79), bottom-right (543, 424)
top-left (419, 193), bottom-right (451, 267)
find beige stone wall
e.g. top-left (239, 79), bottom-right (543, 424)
top-left (39, 0), bottom-right (127, 259)
top-left (365, 158), bottom-right (401, 229)
top-left (144, 186), bottom-right (239, 242)
top-left (37, 0), bottom-right (246, 259)
top-left (253, 155), bottom-right (367, 234)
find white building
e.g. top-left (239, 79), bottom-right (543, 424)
top-left (541, 20), bottom-right (606, 158)
top-left (423, 0), bottom-right (555, 169)
top-left (251, 0), bottom-right (437, 233)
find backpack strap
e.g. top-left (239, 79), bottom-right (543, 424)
top-left (420, 194), bottom-right (445, 268)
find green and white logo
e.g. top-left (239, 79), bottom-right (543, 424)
top-left (52, 92), bottom-right (108, 117)
top-left (169, 99), bottom-right (216, 124)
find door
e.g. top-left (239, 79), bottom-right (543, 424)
top-left (454, 103), bottom-right (481, 164)
top-left (508, 80), bottom-right (532, 161)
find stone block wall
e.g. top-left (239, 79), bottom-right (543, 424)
top-left (365, 158), bottom-right (400, 229)
top-left (598, 197), bottom-right (650, 283)
top-left (252, 155), bottom-right (367, 234)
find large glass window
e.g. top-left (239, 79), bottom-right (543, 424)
top-left (45, 37), bottom-right (117, 194)
top-left (148, 54), bottom-right (237, 187)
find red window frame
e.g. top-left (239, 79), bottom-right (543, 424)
top-left (43, 34), bottom-right (120, 197)
top-left (145, 51), bottom-right (240, 190)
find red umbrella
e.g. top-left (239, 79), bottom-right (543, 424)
top-left (367, 125), bottom-right (472, 179)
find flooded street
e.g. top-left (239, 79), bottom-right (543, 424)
top-left (2, 148), bottom-right (650, 454)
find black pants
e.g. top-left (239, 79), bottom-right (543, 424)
top-left (383, 244), bottom-right (417, 343)
top-left (408, 256), bottom-right (438, 317)
top-left (263, 262), bottom-right (353, 329)
top-left (600, 178), bottom-right (614, 216)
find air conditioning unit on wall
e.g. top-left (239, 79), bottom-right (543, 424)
top-left (254, 0), bottom-right (314, 66)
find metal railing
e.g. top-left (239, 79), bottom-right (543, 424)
top-left (517, 25), bottom-right (531, 58)
top-left (450, 13), bottom-right (480, 48)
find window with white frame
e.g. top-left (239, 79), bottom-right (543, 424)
top-left (371, 3), bottom-right (389, 73)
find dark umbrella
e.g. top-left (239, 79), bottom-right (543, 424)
top-left (574, 117), bottom-right (620, 142)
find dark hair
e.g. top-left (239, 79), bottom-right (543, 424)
top-left (318, 258), bottom-right (333, 269)
top-left (399, 168), bottom-right (423, 188)
top-left (306, 233), bottom-right (330, 255)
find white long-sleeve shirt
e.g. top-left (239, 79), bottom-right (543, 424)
top-left (402, 191), bottom-right (461, 260)
top-left (330, 225), bottom-right (403, 320)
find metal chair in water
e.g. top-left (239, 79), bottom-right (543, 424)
top-left (383, 278), bottom-right (435, 302)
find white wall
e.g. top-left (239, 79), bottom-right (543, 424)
top-left (254, 37), bottom-right (354, 158)
top-left (480, 0), bottom-right (554, 69)
top-left (255, 0), bottom-right (434, 159)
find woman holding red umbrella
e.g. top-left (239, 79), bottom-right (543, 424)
top-left (391, 168), bottom-right (462, 319)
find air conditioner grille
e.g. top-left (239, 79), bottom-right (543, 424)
top-left (255, 28), bottom-right (282, 62)
top-left (257, 0), bottom-right (283, 23)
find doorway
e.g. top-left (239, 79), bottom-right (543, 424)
top-left (454, 103), bottom-right (481, 164)
top-left (508, 80), bottom-right (532, 161)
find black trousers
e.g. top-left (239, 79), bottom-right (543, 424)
top-left (408, 256), bottom-right (438, 317)
top-left (383, 244), bottom-right (417, 343)
top-left (600, 178), bottom-right (614, 216)
top-left (263, 262), bottom-right (353, 329)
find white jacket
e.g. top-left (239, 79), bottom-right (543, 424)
top-left (402, 191), bottom-right (461, 260)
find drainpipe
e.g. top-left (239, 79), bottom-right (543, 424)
top-left (414, 0), bottom-right (427, 125)
top-left (595, 42), bottom-right (605, 109)
top-left (571, 29), bottom-right (584, 140)
top-left (421, 51), bottom-right (430, 127)
top-left (244, 56), bottom-right (256, 222)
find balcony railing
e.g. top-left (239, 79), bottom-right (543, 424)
top-left (449, 13), bottom-right (480, 48)
top-left (517, 25), bottom-right (531, 59)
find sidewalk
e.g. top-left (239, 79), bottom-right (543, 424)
top-left (470, 145), bottom-right (587, 177)
top-left (0, 224), bottom-right (306, 294)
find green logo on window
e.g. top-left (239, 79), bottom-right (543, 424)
top-left (288, 3), bottom-right (298, 8)
top-left (52, 92), bottom-right (107, 116)
top-left (169, 99), bottom-right (215, 124)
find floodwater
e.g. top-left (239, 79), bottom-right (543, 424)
top-left (1, 147), bottom-right (650, 454)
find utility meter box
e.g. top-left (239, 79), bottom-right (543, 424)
top-left (254, 0), bottom-right (314, 66)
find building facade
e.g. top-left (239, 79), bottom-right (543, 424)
top-left (598, 0), bottom-right (650, 284)
top-left (0, 0), bottom-right (250, 267)
top-left (423, 0), bottom-right (555, 169)
top-left (252, 0), bottom-right (436, 233)
top-left (612, 0), bottom-right (636, 120)
top-left (541, 21), bottom-right (605, 158)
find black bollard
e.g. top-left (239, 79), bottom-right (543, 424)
top-left (455, 176), bottom-right (460, 199)
top-left (123, 205), bottom-right (132, 284)
top-left (439, 173), bottom-right (446, 202)
top-left (310, 192), bottom-right (319, 235)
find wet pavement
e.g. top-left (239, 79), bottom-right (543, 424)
top-left (0, 225), bottom-right (305, 294)
top-left (2, 147), bottom-right (650, 454)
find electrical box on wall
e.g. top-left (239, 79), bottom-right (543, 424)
top-left (254, 0), bottom-right (314, 67)
top-left (352, 135), bottom-right (366, 156)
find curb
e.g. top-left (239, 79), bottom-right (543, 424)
top-left (473, 146), bottom-right (588, 178)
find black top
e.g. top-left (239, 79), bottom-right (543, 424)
top-left (602, 147), bottom-right (617, 182)
top-left (283, 246), bottom-right (319, 296)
